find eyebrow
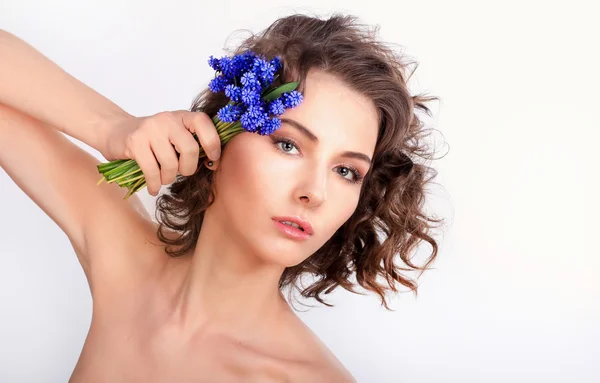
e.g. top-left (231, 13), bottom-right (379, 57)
top-left (279, 118), bottom-right (372, 166)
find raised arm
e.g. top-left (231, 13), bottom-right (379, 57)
top-left (0, 29), bottom-right (221, 296)
top-left (0, 30), bottom-right (154, 294)
top-left (0, 28), bottom-right (131, 154)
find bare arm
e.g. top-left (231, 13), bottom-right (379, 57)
top-left (0, 28), bottom-right (131, 151)
top-left (0, 29), bottom-right (219, 295)
top-left (0, 30), bottom-right (152, 292)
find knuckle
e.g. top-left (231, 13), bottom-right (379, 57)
top-left (131, 129), bottom-right (152, 145)
top-left (183, 141), bottom-right (200, 155)
top-left (145, 115), bottom-right (167, 133)
top-left (154, 111), bottom-right (173, 121)
top-left (145, 168), bottom-right (160, 179)
top-left (193, 111), bottom-right (211, 124)
top-left (188, 114), bottom-right (219, 151)
top-left (193, 113), bottom-right (216, 133)
top-left (162, 161), bottom-right (179, 172)
top-left (138, 159), bottom-right (157, 175)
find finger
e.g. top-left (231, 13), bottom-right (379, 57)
top-left (135, 142), bottom-right (162, 196)
top-left (182, 112), bottom-right (221, 161)
top-left (150, 135), bottom-right (180, 186)
top-left (168, 126), bottom-right (200, 176)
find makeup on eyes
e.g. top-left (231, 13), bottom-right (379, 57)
top-left (269, 135), bottom-right (364, 184)
top-left (279, 118), bottom-right (372, 166)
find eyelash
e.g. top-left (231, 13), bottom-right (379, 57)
top-left (271, 136), bottom-right (364, 185)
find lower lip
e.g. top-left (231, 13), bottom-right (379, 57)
top-left (273, 219), bottom-right (311, 240)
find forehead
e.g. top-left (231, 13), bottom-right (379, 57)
top-left (281, 69), bottom-right (379, 155)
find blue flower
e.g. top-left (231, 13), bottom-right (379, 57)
top-left (219, 56), bottom-right (243, 80)
top-left (282, 90), bottom-right (303, 109)
top-left (206, 51), bottom-right (303, 135)
top-left (217, 103), bottom-right (245, 123)
top-left (217, 56), bottom-right (230, 75)
top-left (240, 71), bottom-right (261, 89)
top-left (240, 103), bottom-right (268, 132)
top-left (253, 57), bottom-right (276, 85)
top-left (207, 55), bottom-right (220, 71)
top-left (232, 51), bottom-right (257, 74)
top-left (259, 117), bottom-right (282, 135)
top-left (224, 84), bottom-right (242, 102)
top-left (267, 98), bottom-right (285, 116)
top-left (241, 86), bottom-right (261, 106)
top-left (270, 56), bottom-right (282, 73)
top-left (208, 75), bottom-right (229, 93)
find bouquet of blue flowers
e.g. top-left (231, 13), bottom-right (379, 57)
top-left (96, 51), bottom-right (303, 199)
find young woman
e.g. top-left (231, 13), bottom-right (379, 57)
top-left (0, 13), bottom-right (442, 382)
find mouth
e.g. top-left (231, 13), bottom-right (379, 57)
top-left (272, 216), bottom-right (314, 236)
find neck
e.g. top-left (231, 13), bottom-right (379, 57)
top-left (168, 206), bottom-right (289, 339)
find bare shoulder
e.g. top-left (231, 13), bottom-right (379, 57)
top-left (295, 359), bottom-right (357, 383)
top-left (298, 338), bottom-right (356, 382)
top-left (281, 314), bottom-right (356, 382)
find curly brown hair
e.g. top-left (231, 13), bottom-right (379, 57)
top-left (154, 12), bottom-right (445, 310)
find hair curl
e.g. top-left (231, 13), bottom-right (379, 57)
top-left (154, 12), bottom-right (445, 310)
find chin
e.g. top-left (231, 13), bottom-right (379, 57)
top-left (256, 242), bottom-right (309, 268)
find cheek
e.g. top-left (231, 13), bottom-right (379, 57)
top-left (301, 184), bottom-right (360, 251)
top-left (326, 195), bottom-right (359, 232)
top-left (221, 135), bottom-right (294, 197)
top-left (215, 134), bottom-right (284, 217)
top-left (218, 137), bottom-right (264, 196)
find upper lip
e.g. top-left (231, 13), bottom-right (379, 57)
top-left (273, 216), bottom-right (314, 235)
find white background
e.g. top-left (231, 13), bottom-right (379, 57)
top-left (1, 1), bottom-right (598, 382)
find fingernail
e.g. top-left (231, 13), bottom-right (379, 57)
top-left (211, 149), bottom-right (221, 160)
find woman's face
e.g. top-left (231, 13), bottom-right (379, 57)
top-left (210, 68), bottom-right (379, 267)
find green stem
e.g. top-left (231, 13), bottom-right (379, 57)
top-left (104, 161), bottom-right (139, 182)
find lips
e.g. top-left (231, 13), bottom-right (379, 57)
top-left (272, 216), bottom-right (314, 235)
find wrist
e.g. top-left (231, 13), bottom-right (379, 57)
top-left (97, 111), bottom-right (134, 160)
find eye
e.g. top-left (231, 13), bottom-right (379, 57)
top-left (337, 165), bottom-right (364, 185)
top-left (273, 137), bottom-right (300, 155)
top-left (271, 136), bottom-right (364, 185)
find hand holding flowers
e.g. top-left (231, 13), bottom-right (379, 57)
top-left (96, 51), bottom-right (303, 200)
top-left (98, 110), bottom-right (222, 197)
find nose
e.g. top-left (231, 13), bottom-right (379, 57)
top-left (294, 167), bottom-right (327, 208)
top-left (299, 189), bottom-right (326, 207)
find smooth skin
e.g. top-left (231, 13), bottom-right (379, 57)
top-left (0, 29), bottom-right (378, 382)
